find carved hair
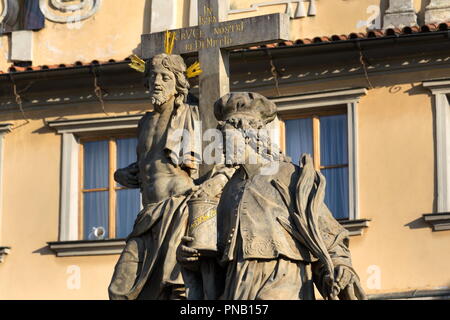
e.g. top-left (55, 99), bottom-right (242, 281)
top-left (214, 92), bottom-right (277, 127)
top-left (215, 92), bottom-right (290, 163)
top-left (146, 53), bottom-right (190, 108)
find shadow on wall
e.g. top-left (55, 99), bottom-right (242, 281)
top-left (143, 0), bottom-right (152, 35)
top-left (131, 0), bottom-right (152, 56)
top-left (418, 0), bottom-right (429, 26)
top-left (32, 245), bottom-right (54, 256)
top-left (404, 216), bottom-right (429, 230)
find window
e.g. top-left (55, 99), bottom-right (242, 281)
top-left (274, 88), bottom-right (367, 222)
top-left (47, 115), bottom-right (142, 254)
top-left (80, 136), bottom-right (140, 240)
top-left (284, 110), bottom-right (349, 219)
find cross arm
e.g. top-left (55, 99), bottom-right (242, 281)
top-left (141, 13), bottom-right (290, 60)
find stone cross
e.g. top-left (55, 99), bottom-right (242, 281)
top-left (141, 0), bottom-right (290, 132)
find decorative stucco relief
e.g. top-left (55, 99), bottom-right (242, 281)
top-left (229, 0), bottom-right (317, 18)
top-left (38, 0), bottom-right (102, 23)
top-left (190, 0), bottom-right (316, 26)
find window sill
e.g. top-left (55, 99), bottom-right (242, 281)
top-left (423, 213), bottom-right (450, 231)
top-left (47, 239), bottom-right (126, 257)
top-left (47, 219), bottom-right (371, 257)
top-left (0, 247), bottom-right (11, 263)
top-left (339, 219), bottom-right (371, 236)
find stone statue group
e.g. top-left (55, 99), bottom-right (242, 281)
top-left (107, 53), bottom-right (367, 300)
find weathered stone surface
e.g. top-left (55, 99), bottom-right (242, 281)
top-left (425, 0), bottom-right (450, 24)
top-left (150, 0), bottom-right (177, 33)
top-left (177, 92), bottom-right (367, 300)
top-left (11, 30), bottom-right (33, 61)
top-left (142, 0), bottom-right (290, 160)
top-left (383, 0), bottom-right (417, 29)
top-left (108, 53), bottom-right (199, 300)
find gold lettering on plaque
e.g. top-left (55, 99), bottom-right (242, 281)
top-left (199, 5), bottom-right (218, 25)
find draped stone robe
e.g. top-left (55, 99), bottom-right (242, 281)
top-left (191, 156), bottom-right (355, 300)
top-left (108, 102), bottom-right (200, 300)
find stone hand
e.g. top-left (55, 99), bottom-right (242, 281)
top-left (332, 265), bottom-right (367, 300)
top-left (176, 236), bottom-right (200, 272)
top-left (192, 174), bottom-right (230, 200)
top-left (114, 164), bottom-right (140, 188)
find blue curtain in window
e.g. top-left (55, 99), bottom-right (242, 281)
top-left (285, 118), bottom-right (313, 164)
top-left (116, 138), bottom-right (140, 239)
top-left (320, 114), bottom-right (349, 219)
top-left (320, 115), bottom-right (348, 166)
top-left (116, 189), bottom-right (141, 239)
top-left (84, 192), bottom-right (109, 239)
top-left (322, 167), bottom-right (349, 219)
top-left (285, 115), bottom-right (349, 219)
top-left (83, 140), bottom-right (109, 239)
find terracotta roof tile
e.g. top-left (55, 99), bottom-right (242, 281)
top-left (2, 22), bottom-right (450, 75)
top-left (439, 22), bottom-right (450, 30)
top-left (367, 30), bottom-right (383, 38)
top-left (331, 34), bottom-right (348, 41)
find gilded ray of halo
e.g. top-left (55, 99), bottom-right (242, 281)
top-left (186, 61), bottom-right (203, 78)
top-left (164, 30), bottom-right (176, 55)
top-left (128, 54), bottom-right (146, 73)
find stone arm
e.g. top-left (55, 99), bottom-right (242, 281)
top-left (114, 115), bottom-right (145, 189)
top-left (114, 162), bottom-right (140, 189)
top-left (191, 165), bottom-right (237, 200)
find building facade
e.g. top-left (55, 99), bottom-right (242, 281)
top-left (0, 0), bottom-right (450, 299)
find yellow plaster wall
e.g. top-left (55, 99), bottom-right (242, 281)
top-left (0, 0), bottom-right (432, 70)
top-left (0, 0), bottom-right (449, 299)
top-left (229, 0), bottom-right (383, 40)
top-left (0, 102), bottom-right (149, 300)
top-left (0, 35), bottom-right (8, 72)
top-left (262, 69), bottom-right (450, 295)
top-left (1, 74), bottom-right (450, 298)
top-left (350, 84), bottom-right (450, 294)
top-left (33, 0), bottom-right (148, 66)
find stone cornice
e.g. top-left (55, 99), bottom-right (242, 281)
top-left (423, 78), bottom-right (450, 94)
top-left (47, 115), bottom-right (143, 134)
top-left (273, 88), bottom-right (367, 111)
top-left (0, 247), bottom-right (11, 263)
top-left (0, 124), bottom-right (12, 134)
top-left (423, 213), bottom-right (450, 231)
top-left (339, 219), bottom-right (371, 236)
top-left (369, 288), bottom-right (450, 300)
top-left (48, 239), bottom-right (125, 257)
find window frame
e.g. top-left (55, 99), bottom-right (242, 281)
top-left (424, 80), bottom-right (450, 212)
top-left (0, 124), bottom-right (12, 262)
top-left (79, 134), bottom-right (138, 241)
top-left (273, 88), bottom-right (367, 221)
top-left (48, 115), bottom-right (142, 243)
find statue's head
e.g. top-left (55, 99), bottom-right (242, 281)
top-left (146, 53), bottom-right (190, 110)
top-left (214, 92), bottom-right (286, 167)
top-left (214, 92), bottom-right (277, 130)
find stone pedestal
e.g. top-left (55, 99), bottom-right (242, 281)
top-left (383, 0), bottom-right (417, 29)
top-left (425, 0), bottom-right (450, 24)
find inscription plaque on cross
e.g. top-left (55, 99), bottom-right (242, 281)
top-left (142, 0), bottom-right (290, 133)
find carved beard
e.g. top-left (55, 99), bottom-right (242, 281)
top-left (150, 91), bottom-right (174, 107)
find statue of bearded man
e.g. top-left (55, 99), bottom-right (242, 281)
top-left (177, 92), bottom-right (367, 300)
top-left (108, 53), bottom-right (201, 300)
